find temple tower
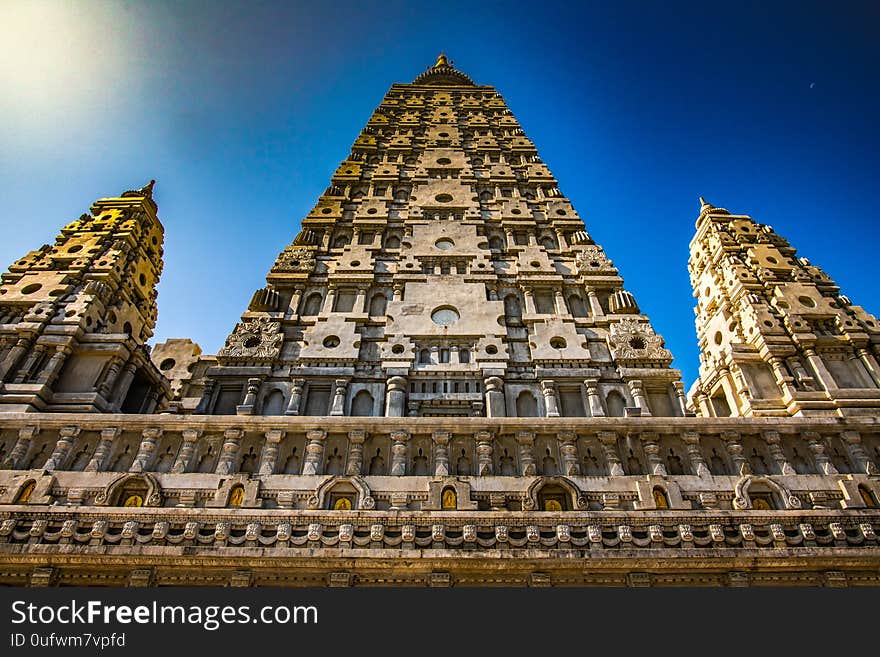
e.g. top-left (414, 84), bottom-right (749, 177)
top-left (193, 55), bottom-right (685, 418)
top-left (0, 182), bottom-right (170, 412)
top-left (687, 198), bottom-right (880, 417)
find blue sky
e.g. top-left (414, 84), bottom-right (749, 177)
top-left (0, 0), bottom-right (877, 386)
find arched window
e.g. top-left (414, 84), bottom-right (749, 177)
top-left (516, 390), bottom-right (539, 417)
top-left (262, 389), bottom-right (285, 416)
top-left (350, 390), bottom-right (375, 417)
top-left (653, 487), bottom-right (669, 509)
top-left (332, 235), bottom-right (350, 249)
top-left (540, 235), bottom-right (557, 250)
top-left (538, 485), bottom-right (569, 511)
top-left (384, 235), bottom-right (401, 249)
top-left (228, 484), bottom-right (245, 507)
top-left (15, 480), bottom-right (36, 504)
top-left (503, 294), bottom-right (522, 325)
top-left (488, 236), bottom-right (504, 251)
top-left (441, 487), bottom-right (457, 509)
top-left (859, 484), bottom-right (878, 508)
top-left (333, 290), bottom-right (357, 312)
top-left (440, 348), bottom-right (450, 363)
top-left (419, 349), bottom-right (431, 364)
top-left (568, 294), bottom-right (588, 317)
top-left (605, 390), bottom-right (626, 417)
top-left (301, 292), bottom-right (323, 316)
top-left (458, 348), bottom-right (470, 363)
top-left (534, 292), bottom-right (555, 314)
top-left (370, 292), bottom-right (388, 317)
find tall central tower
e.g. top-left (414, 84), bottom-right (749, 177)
top-left (189, 55), bottom-right (685, 419)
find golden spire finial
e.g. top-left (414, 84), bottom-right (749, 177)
top-left (434, 52), bottom-right (449, 68)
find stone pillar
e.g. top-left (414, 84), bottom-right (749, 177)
top-left (42, 426), bottom-right (81, 471)
top-left (476, 431), bottom-right (494, 475)
top-left (390, 430), bottom-right (410, 476)
top-left (13, 344), bottom-right (45, 382)
top-left (194, 378), bottom-right (216, 415)
top-left (803, 348), bottom-right (838, 392)
top-left (672, 381), bottom-right (689, 416)
top-left (0, 338), bottom-right (31, 381)
top-left (322, 285), bottom-right (337, 313)
top-left (598, 430), bottom-right (625, 476)
top-left (768, 356), bottom-right (799, 397)
top-left (523, 288), bottom-right (537, 314)
top-left (129, 427), bottom-right (162, 473)
top-left (541, 380), bottom-right (560, 417)
top-left (237, 377), bottom-right (262, 415)
top-left (557, 431), bottom-right (580, 476)
top-left (840, 430), bottom-right (874, 475)
top-left (856, 348), bottom-right (880, 387)
top-left (805, 431), bottom-right (837, 475)
top-left (693, 385), bottom-right (713, 417)
top-left (393, 284), bottom-right (404, 302)
top-left (515, 431), bottom-right (536, 476)
top-left (432, 430), bottom-right (451, 476)
top-left (96, 357), bottom-right (124, 399)
top-left (112, 362), bottom-right (139, 409)
top-left (627, 379), bottom-right (652, 416)
top-left (34, 345), bottom-right (70, 387)
top-left (484, 376), bottom-right (505, 417)
top-left (587, 290), bottom-right (604, 317)
top-left (681, 430), bottom-right (711, 477)
top-left (450, 345), bottom-right (460, 364)
top-left (763, 430), bottom-right (795, 475)
top-left (330, 379), bottom-right (349, 416)
top-left (285, 378), bottom-right (305, 415)
top-left (723, 431), bottom-right (750, 475)
top-left (356, 287), bottom-right (368, 313)
top-left (215, 429), bottom-right (244, 475)
top-left (171, 429), bottom-right (201, 473)
top-left (555, 229), bottom-right (568, 250)
top-left (641, 433), bottom-right (666, 476)
top-left (345, 430), bottom-right (366, 476)
top-left (85, 427), bottom-right (121, 472)
top-left (385, 376), bottom-right (407, 417)
top-left (287, 287), bottom-right (303, 320)
top-left (554, 289), bottom-right (567, 315)
top-left (487, 286), bottom-right (498, 301)
top-left (4, 425), bottom-right (38, 469)
top-left (584, 379), bottom-right (605, 417)
top-left (258, 429), bottom-right (284, 475)
top-left (302, 429), bottom-right (326, 475)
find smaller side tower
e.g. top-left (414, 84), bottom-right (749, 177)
top-left (688, 198), bottom-right (880, 417)
top-left (0, 182), bottom-right (170, 412)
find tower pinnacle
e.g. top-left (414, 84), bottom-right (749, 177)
top-left (434, 52), bottom-right (449, 68)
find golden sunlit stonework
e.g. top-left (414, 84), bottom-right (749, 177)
top-left (0, 57), bottom-right (878, 587)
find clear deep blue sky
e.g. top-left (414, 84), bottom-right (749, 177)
top-left (1, 0), bottom-right (877, 386)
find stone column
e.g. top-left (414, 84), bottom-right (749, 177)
top-left (803, 348), bottom-right (838, 392)
top-left (129, 427), bottom-right (162, 473)
top-left (856, 348), bottom-right (880, 387)
top-left (585, 378), bottom-right (605, 417)
top-left (5, 425), bottom-right (38, 469)
top-left (805, 431), bottom-right (837, 475)
top-left (0, 338), bottom-right (31, 381)
top-left (287, 287), bottom-right (303, 320)
top-left (214, 429), bottom-right (244, 475)
top-left (171, 429), bottom-right (201, 473)
top-left (96, 357), bottom-right (124, 399)
top-left (476, 431), bottom-right (494, 475)
top-left (840, 430), bottom-right (874, 475)
top-left (487, 286), bottom-right (498, 301)
top-left (450, 345), bottom-right (460, 364)
top-left (330, 379), bottom-right (349, 416)
top-left (762, 430), bottom-right (795, 475)
top-left (356, 287), bottom-right (368, 313)
top-left (301, 429), bottom-right (326, 475)
top-left (42, 426), bottom-right (81, 471)
top-left (85, 427), bottom-right (121, 472)
top-left (723, 431), bottom-right (750, 475)
top-left (194, 378), bottom-right (216, 415)
top-left (385, 376), bottom-right (407, 417)
top-left (681, 430), bottom-right (710, 477)
top-left (34, 345), bottom-right (70, 387)
top-left (557, 431), bottom-right (580, 476)
top-left (112, 362), bottom-right (139, 409)
top-left (322, 285), bottom-right (337, 313)
top-left (237, 377), bottom-right (262, 415)
top-left (693, 385), bottom-right (713, 417)
top-left (484, 376), bottom-right (505, 417)
top-left (285, 378), bottom-right (305, 415)
top-left (627, 379), bottom-right (652, 416)
top-left (641, 433), bottom-right (666, 476)
top-left (345, 430), bottom-right (366, 476)
top-left (672, 381), bottom-right (689, 416)
top-left (554, 289), bottom-right (567, 315)
top-left (393, 284), bottom-right (404, 302)
top-left (587, 290), bottom-right (604, 317)
top-left (541, 380), bottom-right (560, 417)
top-left (432, 430), bottom-right (451, 476)
top-left (13, 344), bottom-right (45, 382)
top-left (523, 288), bottom-right (537, 314)
top-left (390, 430), bottom-right (410, 476)
top-left (768, 356), bottom-right (799, 397)
top-left (258, 429), bottom-right (284, 475)
top-left (554, 229), bottom-right (568, 250)
top-left (598, 431), bottom-right (624, 476)
top-left (515, 431), bottom-right (536, 476)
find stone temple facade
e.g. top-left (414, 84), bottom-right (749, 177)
top-left (0, 56), bottom-right (878, 587)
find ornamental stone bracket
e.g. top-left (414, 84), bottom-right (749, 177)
top-left (607, 318), bottom-right (673, 364)
top-left (217, 317), bottom-right (283, 362)
top-left (206, 474), bottom-right (262, 509)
